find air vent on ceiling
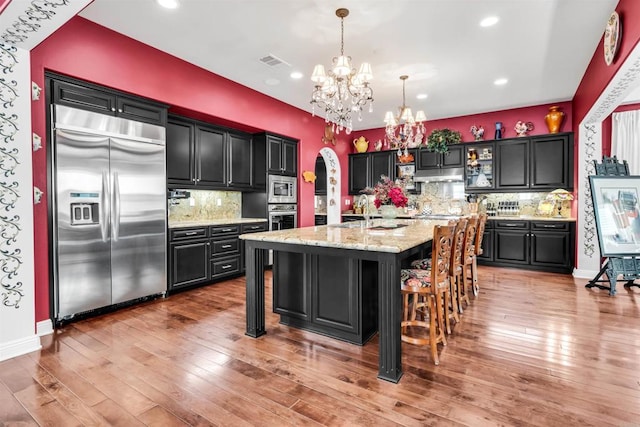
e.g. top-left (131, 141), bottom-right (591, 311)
top-left (260, 54), bottom-right (290, 67)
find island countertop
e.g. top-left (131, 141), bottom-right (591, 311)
top-left (240, 219), bottom-right (447, 253)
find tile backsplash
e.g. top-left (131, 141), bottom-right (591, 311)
top-left (168, 190), bottom-right (241, 222)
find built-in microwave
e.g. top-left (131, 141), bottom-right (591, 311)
top-left (268, 174), bottom-right (297, 204)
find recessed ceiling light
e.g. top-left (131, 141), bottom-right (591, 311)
top-left (494, 78), bottom-right (508, 86)
top-left (290, 71), bottom-right (303, 79)
top-left (416, 93), bottom-right (428, 100)
top-left (480, 16), bottom-right (499, 27)
top-left (157, 0), bottom-right (179, 8)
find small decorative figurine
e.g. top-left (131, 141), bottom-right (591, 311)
top-left (470, 125), bottom-right (485, 141)
top-left (322, 124), bottom-right (336, 145)
top-left (494, 122), bottom-right (504, 139)
top-left (374, 139), bottom-right (383, 151)
top-left (514, 121), bottom-right (535, 137)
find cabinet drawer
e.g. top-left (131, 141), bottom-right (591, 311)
top-left (211, 256), bottom-right (241, 278)
top-left (211, 238), bottom-right (240, 257)
top-left (495, 220), bottom-right (529, 230)
top-left (170, 227), bottom-right (208, 241)
top-left (210, 224), bottom-right (240, 236)
top-left (241, 223), bottom-right (268, 233)
top-left (531, 221), bottom-right (570, 231)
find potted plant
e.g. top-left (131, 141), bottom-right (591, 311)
top-left (426, 128), bottom-right (462, 153)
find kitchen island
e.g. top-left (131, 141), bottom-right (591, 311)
top-left (240, 218), bottom-right (445, 383)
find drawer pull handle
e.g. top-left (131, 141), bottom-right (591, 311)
top-left (221, 264), bottom-right (233, 269)
top-left (221, 244), bottom-right (232, 249)
top-left (185, 231), bottom-right (198, 236)
top-left (504, 224), bottom-right (519, 227)
top-left (542, 225), bottom-right (556, 228)
top-left (250, 226), bottom-right (261, 230)
top-left (222, 228), bottom-right (234, 232)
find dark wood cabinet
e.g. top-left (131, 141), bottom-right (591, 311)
top-left (267, 135), bottom-right (298, 176)
top-left (483, 219), bottom-right (574, 273)
top-left (273, 251), bottom-right (378, 345)
top-left (196, 124), bottom-right (226, 187)
top-left (315, 156), bottom-right (327, 195)
top-left (167, 115), bottom-right (254, 190)
top-left (529, 134), bottom-right (573, 190)
top-left (495, 138), bottom-right (529, 190)
top-left (348, 151), bottom-right (393, 195)
top-left (417, 145), bottom-right (464, 170)
top-left (228, 132), bottom-right (253, 188)
top-left (169, 227), bottom-right (210, 290)
top-left (51, 78), bottom-right (167, 126)
top-left (315, 215), bottom-right (327, 225)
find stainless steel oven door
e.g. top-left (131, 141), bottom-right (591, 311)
top-left (268, 174), bottom-right (297, 204)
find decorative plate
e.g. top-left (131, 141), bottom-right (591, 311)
top-left (604, 11), bottom-right (621, 66)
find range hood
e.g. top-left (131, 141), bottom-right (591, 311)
top-left (413, 167), bottom-right (464, 182)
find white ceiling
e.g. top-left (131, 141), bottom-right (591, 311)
top-left (79, 0), bottom-right (619, 131)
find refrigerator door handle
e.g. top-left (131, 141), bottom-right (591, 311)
top-left (112, 171), bottom-right (121, 241)
top-left (100, 171), bottom-right (109, 242)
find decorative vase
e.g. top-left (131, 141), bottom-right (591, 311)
top-left (544, 106), bottom-right (565, 133)
top-left (494, 122), bottom-right (504, 140)
top-left (379, 205), bottom-right (398, 219)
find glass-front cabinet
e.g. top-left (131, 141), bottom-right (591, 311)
top-left (465, 143), bottom-right (494, 190)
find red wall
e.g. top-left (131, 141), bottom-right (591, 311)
top-left (350, 102), bottom-right (572, 153)
top-left (572, 0), bottom-right (640, 129)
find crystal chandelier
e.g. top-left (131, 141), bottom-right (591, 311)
top-left (310, 8), bottom-right (373, 135)
top-left (384, 75), bottom-right (426, 156)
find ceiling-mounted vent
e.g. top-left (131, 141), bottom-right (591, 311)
top-left (260, 54), bottom-right (290, 67)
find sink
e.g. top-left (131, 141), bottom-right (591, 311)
top-left (413, 214), bottom-right (460, 220)
top-left (329, 221), bottom-right (364, 228)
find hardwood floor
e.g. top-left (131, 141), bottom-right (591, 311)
top-left (2, 267), bottom-right (640, 426)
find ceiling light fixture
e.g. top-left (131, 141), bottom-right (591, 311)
top-left (157, 0), bottom-right (179, 9)
top-left (290, 71), bottom-right (303, 79)
top-left (310, 8), bottom-right (373, 135)
top-left (384, 75), bottom-right (426, 156)
top-left (494, 77), bottom-right (508, 86)
top-left (480, 16), bottom-right (499, 27)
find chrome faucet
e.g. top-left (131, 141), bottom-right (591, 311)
top-left (359, 194), bottom-right (371, 226)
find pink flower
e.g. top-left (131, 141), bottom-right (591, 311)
top-left (362, 175), bottom-right (409, 208)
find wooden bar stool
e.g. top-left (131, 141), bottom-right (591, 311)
top-left (471, 213), bottom-right (488, 297)
top-left (459, 216), bottom-right (478, 311)
top-left (448, 217), bottom-right (468, 326)
top-left (400, 224), bottom-right (454, 365)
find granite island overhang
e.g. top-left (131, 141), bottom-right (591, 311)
top-left (240, 218), bottom-right (448, 383)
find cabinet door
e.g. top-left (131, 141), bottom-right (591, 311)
top-left (441, 145), bottom-right (464, 168)
top-left (370, 151), bottom-right (393, 185)
top-left (53, 80), bottom-right (116, 116)
top-left (170, 240), bottom-right (210, 289)
top-left (465, 143), bottom-right (494, 190)
top-left (530, 231), bottom-right (571, 269)
top-left (494, 229), bottom-right (529, 264)
top-left (267, 136), bottom-right (283, 174)
top-left (311, 256), bottom-right (359, 334)
top-left (166, 119), bottom-right (195, 184)
top-left (478, 230), bottom-right (494, 262)
top-left (228, 133), bottom-right (252, 188)
top-left (116, 96), bottom-right (166, 126)
top-left (315, 156), bottom-right (327, 195)
top-left (417, 149), bottom-right (440, 169)
top-left (282, 140), bottom-right (298, 176)
top-left (348, 154), bottom-right (370, 195)
top-left (196, 125), bottom-right (226, 186)
top-left (496, 139), bottom-right (529, 190)
top-left (530, 134), bottom-right (572, 190)
top-left (273, 251), bottom-right (308, 320)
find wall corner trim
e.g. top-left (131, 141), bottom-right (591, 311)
top-left (36, 319), bottom-right (53, 337)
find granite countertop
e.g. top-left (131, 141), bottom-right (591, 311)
top-left (340, 213), bottom-right (576, 222)
top-left (240, 219), bottom-right (448, 253)
top-left (168, 218), bottom-right (267, 229)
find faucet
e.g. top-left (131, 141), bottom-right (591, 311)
top-left (359, 195), bottom-right (371, 226)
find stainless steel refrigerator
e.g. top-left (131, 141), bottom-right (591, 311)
top-left (53, 105), bottom-right (167, 322)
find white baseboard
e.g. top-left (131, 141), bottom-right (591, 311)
top-left (0, 334), bottom-right (41, 362)
top-left (37, 319), bottom-right (53, 336)
top-left (573, 268), bottom-right (600, 279)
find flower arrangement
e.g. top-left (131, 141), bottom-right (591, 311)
top-left (362, 175), bottom-right (409, 208)
top-left (470, 125), bottom-right (485, 141)
top-left (426, 128), bottom-right (462, 153)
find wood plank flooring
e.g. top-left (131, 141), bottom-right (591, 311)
top-left (2, 267), bottom-right (640, 426)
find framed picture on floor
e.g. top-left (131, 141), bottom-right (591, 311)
top-left (590, 175), bottom-right (640, 256)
